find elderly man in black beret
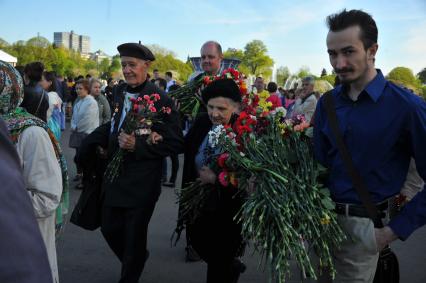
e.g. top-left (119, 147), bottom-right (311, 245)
top-left (78, 42), bottom-right (184, 283)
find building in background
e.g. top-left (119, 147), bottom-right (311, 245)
top-left (53, 31), bottom-right (90, 54)
top-left (79, 35), bottom-right (90, 54)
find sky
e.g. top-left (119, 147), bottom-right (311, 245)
top-left (1, 0), bottom-right (425, 76)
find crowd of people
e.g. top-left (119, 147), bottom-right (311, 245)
top-left (0, 8), bottom-right (425, 283)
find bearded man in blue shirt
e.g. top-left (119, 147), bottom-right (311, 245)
top-left (314, 9), bottom-right (426, 282)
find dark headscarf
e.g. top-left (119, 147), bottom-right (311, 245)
top-left (201, 78), bottom-right (242, 104)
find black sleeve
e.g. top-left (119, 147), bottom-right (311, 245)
top-left (0, 119), bottom-right (53, 283)
top-left (76, 122), bottom-right (111, 165)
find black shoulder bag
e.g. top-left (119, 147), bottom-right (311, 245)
top-left (70, 147), bottom-right (106, 231)
top-left (323, 91), bottom-right (399, 283)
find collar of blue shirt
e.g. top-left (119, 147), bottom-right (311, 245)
top-left (336, 69), bottom-right (387, 103)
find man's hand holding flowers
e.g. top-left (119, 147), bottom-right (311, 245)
top-left (118, 130), bottom-right (136, 151)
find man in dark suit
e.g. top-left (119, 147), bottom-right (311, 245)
top-left (0, 118), bottom-right (53, 283)
top-left (89, 43), bottom-right (184, 283)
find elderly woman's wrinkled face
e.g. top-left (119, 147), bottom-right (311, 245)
top-left (207, 97), bottom-right (238, 125)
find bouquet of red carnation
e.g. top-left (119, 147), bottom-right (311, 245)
top-left (169, 68), bottom-right (247, 117)
top-left (212, 109), bottom-right (345, 282)
top-left (104, 94), bottom-right (171, 183)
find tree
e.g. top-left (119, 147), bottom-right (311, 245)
top-left (296, 66), bottom-right (311, 78)
top-left (242, 40), bottom-right (274, 77)
top-left (98, 58), bottom-right (111, 79)
top-left (276, 66), bottom-right (290, 86)
top-left (0, 38), bottom-right (9, 48)
top-left (417, 68), bottom-right (426, 84)
top-left (150, 52), bottom-right (193, 83)
top-left (321, 74), bottom-right (337, 86)
top-left (108, 55), bottom-right (122, 79)
top-left (387, 66), bottom-right (422, 94)
top-left (146, 44), bottom-right (176, 57)
top-left (223, 48), bottom-right (250, 75)
top-left (321, 68), bottom-right (328, 77)
top-left (223, 48), bottom-right (244, 60)
top-left (27, 36), bottom-right (51, 48)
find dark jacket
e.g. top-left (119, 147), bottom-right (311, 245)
top-left (0, 118), bottom-right (53, 283)
top-left (182, 113), bottom-right (244, 263)
top-left (78, 80), bottom-right (184, 208)
top-left (21, 82), bottom-right (49, 122)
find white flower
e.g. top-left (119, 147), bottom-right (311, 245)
top-left (275, 107), bottom-right (287, 115)
top-left (270, 107), bottom-right (287, 118)
top-left (252, 87), bottom-right (258, 95)
top-left (240, 152), bottom-right (246, 157)
top-left (208, 124), bottom-right (224, 148)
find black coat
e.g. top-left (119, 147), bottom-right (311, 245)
top-left (78, 81), bottom-right (184, 208)
top-left (0, 119), bottom-right (53, 283)
top-left (182, 113), bottom-right (245, 263)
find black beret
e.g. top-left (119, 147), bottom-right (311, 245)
top-left (201, 78), bottom-right (242, 104)
top-left (117, 43), bottom-right (155, 61)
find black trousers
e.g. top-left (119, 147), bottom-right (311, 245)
top-left (207, 260), bottom-right (241, 283)
top-left (101, 204), bottom-right (156, 283)
top-left (169, 154), bottom-right (179, 183)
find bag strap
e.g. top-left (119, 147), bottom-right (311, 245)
top-left (322, 91), bottom-right (383, 228)
top-left (35, 90), bottom-right (47, 118)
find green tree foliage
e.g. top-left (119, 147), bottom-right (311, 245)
top-left (150, 53), bottom-right (192, 83)
top-left (276, 66), bottom-right (290, 86)
top-left (108, 55), bottom-right (122, 78)
top-left (0, 37), bottom-right (10, 48)
top-left (386, 67), bottom-right (422, 94)
top-left (146, 44), bottom-right (193, 82)
top-left (98, 58), bottom-right (112, 79)
top-left (321, 68), bottom-right (328, 77)
top-left (27, 36), bottom-right (51, 48)
top-left (223, 48), bottom-right (250, 75)
top-left (242, 40), bottom-right (274, 78)
top-left (321, 74), bottom-right (337, 86)
top-left (2, 37), bottom-right (124, 79)
top-left (417, 68), bottom-right (426, 84)
top-left (296, 66), bottom-right (311, 78)
top-left (223, 48), bottom-right (244, 60)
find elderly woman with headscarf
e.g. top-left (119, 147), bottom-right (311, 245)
top-left (181, 78), bottom-right (246, 283)
top-left (0, 61), bottom-right (68, 283)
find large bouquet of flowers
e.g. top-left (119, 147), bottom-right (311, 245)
top-left (168, 68), bottom-right (246, 117)
top-left (215, 114), bottom-right (344, 281)
top-left (178, 75), bottom-right (345, 282)
top-left (104, 94), bottom-right (171, 183)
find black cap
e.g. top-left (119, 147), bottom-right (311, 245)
top-left (117, 42), bottom-right (155, 61)
top-left (201, 79), bottom-right (242, 104)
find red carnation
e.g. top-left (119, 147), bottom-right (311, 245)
top-left (217, 153), bottom-right (229, 168)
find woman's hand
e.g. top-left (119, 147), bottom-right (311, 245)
top-left (198, 166), bottom-right (216, 185)
top-left (118, 130), bottom-right (136, 151)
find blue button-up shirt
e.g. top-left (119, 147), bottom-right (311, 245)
top-left (314, 70), bottom-right (426, 239)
